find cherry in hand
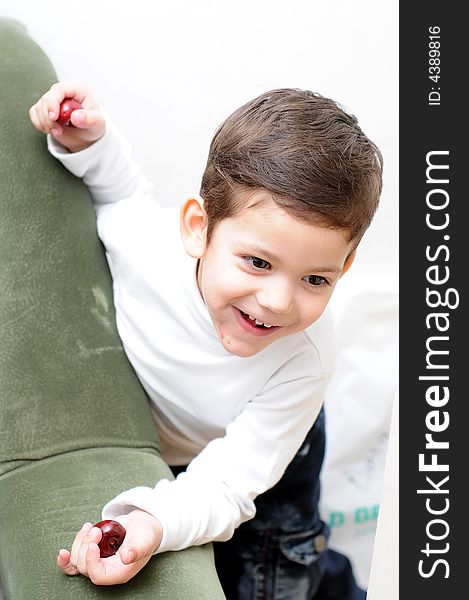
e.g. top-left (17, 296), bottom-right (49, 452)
top-left (94, 519), bottom-right (127, 558)
top-left (58, 98), bottom-right (81, 127)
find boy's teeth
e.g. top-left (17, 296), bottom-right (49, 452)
top-left (254, 317), bottom-right (272, 328)
top-left (242, 310), bottom-right (273, 328)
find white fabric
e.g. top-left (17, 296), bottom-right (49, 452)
top-left (47, 123), bottom-right (335, 553)
top-left (367, 390), bottom-right (399, 599)
top-left (319, 290), bottom-right (398, 588)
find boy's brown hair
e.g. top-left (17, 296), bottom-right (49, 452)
top-left (200, 88), bottom-right (383, 245)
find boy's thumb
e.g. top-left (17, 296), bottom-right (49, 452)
top-left (70, 108), bottom-right (102, 130)
top-left (120, 546), bottom-right (136, 565)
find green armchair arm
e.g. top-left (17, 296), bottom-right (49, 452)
top-left (0, 18), bottom-right (225, 600)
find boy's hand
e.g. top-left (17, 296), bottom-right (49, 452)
top-left (57, 509), bottom-right (163, 585)
top-left (29, 82), bottom-right (105, 152)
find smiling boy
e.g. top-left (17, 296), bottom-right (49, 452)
top-left (30, 85), bottom-right (382, 598)
top-left (184, 190), bottom-right (354, 358)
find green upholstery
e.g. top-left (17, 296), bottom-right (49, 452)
top-left (0, 18), bottom-right (225, 600)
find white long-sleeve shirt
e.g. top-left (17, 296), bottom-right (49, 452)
top-left (48, 123), bottom-right (336, 553)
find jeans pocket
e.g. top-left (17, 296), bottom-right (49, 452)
top-left (279, 528), bottom-right (327, 566)
top-left (272, 529), bottom-right (328, 599)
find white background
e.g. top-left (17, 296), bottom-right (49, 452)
top-left (0, 0), bottom-right (398, 593)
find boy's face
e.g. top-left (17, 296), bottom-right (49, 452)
top-left (184, 193), bottom-right (355, 358)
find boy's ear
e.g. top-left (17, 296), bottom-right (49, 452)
top-left (180, 197), bottom-right (207, 258)
top-left (340, 250), bottom-right (356, 277)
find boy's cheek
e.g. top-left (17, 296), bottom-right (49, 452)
top-left (306, 303), bottom-right (330, 327)
top-left (206, 271), bottom-right (249, 302)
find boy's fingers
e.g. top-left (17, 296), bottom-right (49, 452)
top-left (39, 82), bottom-right (92, 123)
top-left (70, 522), bottom-right (94, 568)
top-left (50, 81), bottom-right (91, 105)
top-left (51, 123), bottom-right (64, 138)
top-left (69, 108), bottom-right (103, 131)
top-left (86, 543), bottom-right (108, 585)
top-left (29, 103), bottom-right (49, 133)
top-left (28, 105), bottom-right (41, 130)
top-left (46, 83), bottom-right (77, 114)
top-left (39, 94), bottom-right (62, 126)
top-left (119, 544), bottom-right (136, 565)
top-left (29, 98), bottom-right (59, 134)
top-left (88, 543), bottom-right (139, 586)
top-left (76, 526), bottom-right (102, 574)
top-left (57, 549), bottom-right (79, 576)
top-left (69, 109), bottom-right (86, 128)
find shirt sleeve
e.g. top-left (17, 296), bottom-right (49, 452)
top-left (102, 351), bottom-right (330, 554)
top-left (47, 117), bottom-right (154, 222)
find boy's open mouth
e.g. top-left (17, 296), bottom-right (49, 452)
top-left (239, 309), bottom-right (274, 329)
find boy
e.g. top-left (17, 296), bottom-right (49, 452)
top-left (29, 83), bottom-right (382, 598)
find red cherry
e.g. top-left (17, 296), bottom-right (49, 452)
top-left (94, 519), bottom-right (127, 558)
top-left (58, 98), bottom-right (81, 127)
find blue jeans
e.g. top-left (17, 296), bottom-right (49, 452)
top-left (171, 408), bottom-right (366, 600)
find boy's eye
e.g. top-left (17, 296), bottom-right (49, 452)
top-left (304, 274), bottom-right (327, 286)
top-left (246, 256), bottom-right (271, 270)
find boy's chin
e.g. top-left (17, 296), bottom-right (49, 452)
top-left (218, 334), bottom-right (271, 358)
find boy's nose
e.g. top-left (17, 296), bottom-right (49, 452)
top-left (256, 282), bottom-right (294, 315)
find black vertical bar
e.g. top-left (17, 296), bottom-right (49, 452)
top-left (400, 2), bottom-right (466, 596)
